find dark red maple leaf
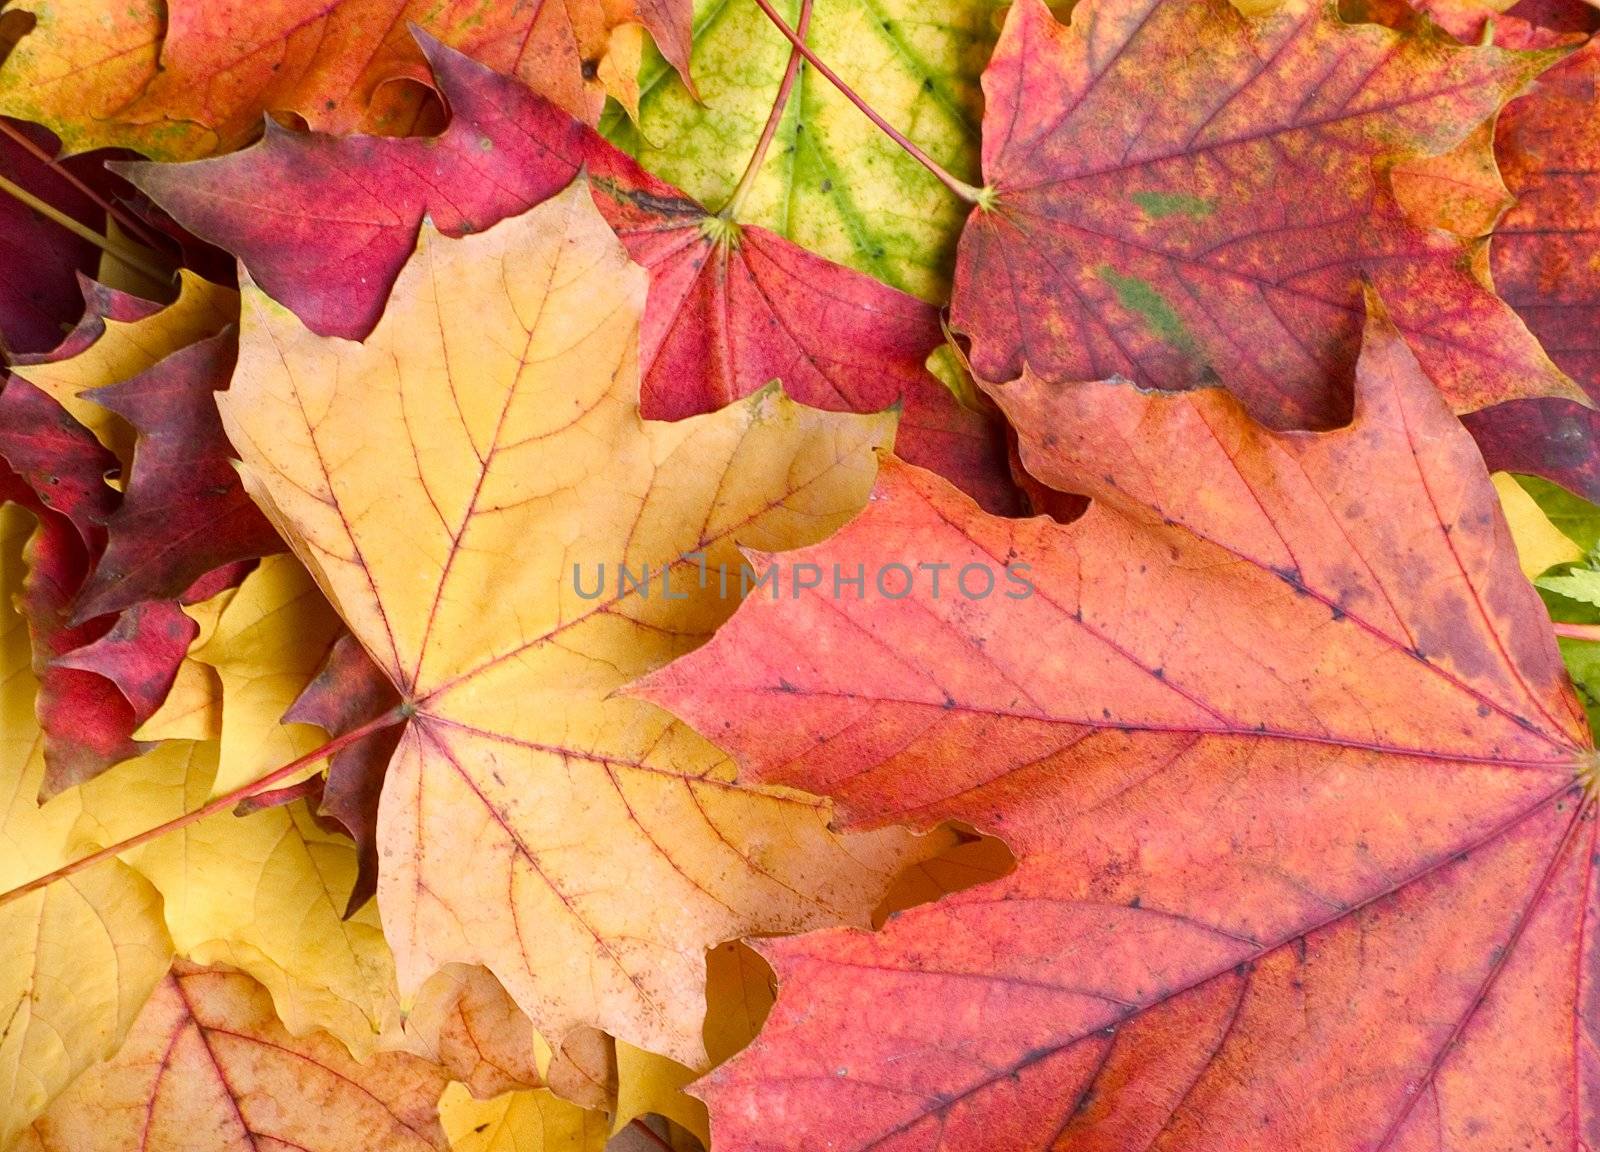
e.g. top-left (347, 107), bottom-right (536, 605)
top-left (117, 36), bottom-right (1020, 516)
top-left (71, 330), bottom-right (282, 622)
top-left (1463, 399), bottom-right (1600, 504)
top-left (0, 375), bottom-right (116, 545)
top-left (38, 277), bottom-right (164, 361)
top-left (0, 371), bottom-right (257, 793)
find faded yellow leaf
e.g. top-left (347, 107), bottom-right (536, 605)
top-left (439, 1083), bottom-right (608, 1152)
top-left (190, 553), bottom-right (342, 796)
top-left (406, 967), bottom-right (618, 1112)
top-left (1493, 471), bottom-right (1585, 579)
top-left (0, 506), bottom-right (173, 1146)
top-left (403, 964), bottom-right (550, 1098)
top-left (547, 1026), bottom-right (618, 1113)
top-left (14, 962), bottom-right (449, 1152)
top-left (72, 738), bottom-right (401, 1056)
top-left (9, 271), bottom-right (236, 465)
top-left (220, 177), bottom-right (927, 1064)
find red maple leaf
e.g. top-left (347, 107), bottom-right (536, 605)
top-left (949, 0), bottom-right (1583, 429)
top-left (640, 304), bottom-right (1599, 1150)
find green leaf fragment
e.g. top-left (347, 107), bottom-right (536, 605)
top-left (1539, 568), bottom-right (1600, 610)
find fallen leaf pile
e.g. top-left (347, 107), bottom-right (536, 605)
top-left (0, 0), bottom-right (1597, 1146)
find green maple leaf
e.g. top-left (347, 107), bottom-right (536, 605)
top-left (602, 0), bottom-right (1005, 301)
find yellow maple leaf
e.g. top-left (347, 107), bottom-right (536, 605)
top-left (614, 1040), bottom-right (706, 1146)
top-left (402, 964), bottom-right (551, 1098)
top-left (0, 507), bottom-right (173, 1146)
top-left (439, 1083), bottom-right (608, 1152)
top-left (220, 177), bottom-right (927, 1064)
top-left (71, 736), bottom-right (402, 1057)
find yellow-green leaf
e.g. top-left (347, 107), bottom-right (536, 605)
top-left (603, 0), bottom-right (1004, 300)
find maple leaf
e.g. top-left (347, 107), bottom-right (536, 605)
top-left (70, 331), bottom-right (282, 620)
top-left (33, 278), bottom-right (165, 360)
top-left (949, 0), bottom-right (1583, 428)
top-left (616, 1038), bottom-right (708, 1144)
top-left (1493, 471), bottom-right (1585, 577)
top-left (13, 962), bottom-right (449, 1151)
top-left (1390, 119), bottom-right (1514, 241)
top-left (187, 553), bottom-right (342, 797)
top-left (119, 37), bottom-right (1018, 515)
top-left (639, 305), bottom-right (1599, 1149)
top-left (73, 734), bottom-right (403, 1056)
top-left (0, 374), bottom-right (117, 545)
top-left (1462, 398), bottom-right (1600, 506)
top-left (612, 831), bottom-right (1010, 1145)
top-left (1515, 472), bottom-right (1600, 555)
top-left (0, 505), bottom-right (172, 1147)
top-left (399, 961), bottom-right (621, 1118)
top-left (51, 585), bottom-right (225, 731)
top-left (0, 0), bottom-right (692, 160)
top-left (401, 964), bottom-right (547, 1099)
top-left (602, 0), bottom-right (1004, 302)
top-left (547, 1023), bottom-right (623, 1112)
top-left (219, 178), bottom-right (931, 1065)
top-left (132, 579), bottom-right (237, 745)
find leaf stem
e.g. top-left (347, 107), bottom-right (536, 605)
top-left (1554, 621), bottom-right (1600, 644)
top-left (747, 0), bottom-right (986, 205)
top-left (0, 707), bottom-right (408, 911)
top-left (0, 118), bottom-right (166, 250)
top-left (719, 0), bottom-right (814, 221)
top-left (234, 774), bottom-right (324, 814)
top-left (0, 171), bottom-right (171, 286)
